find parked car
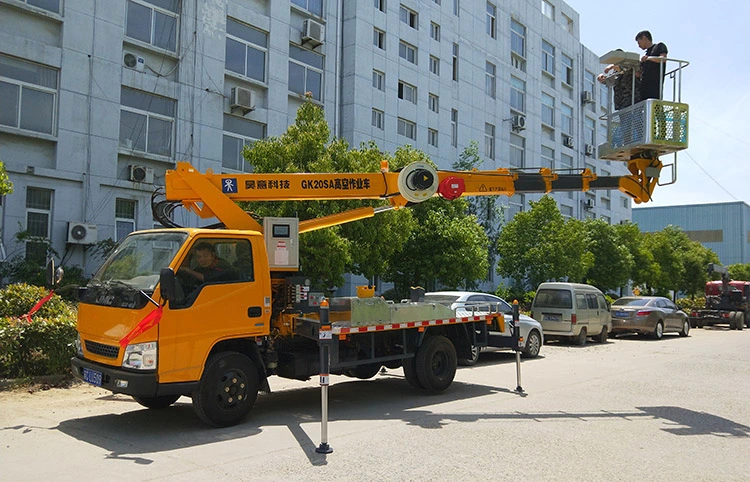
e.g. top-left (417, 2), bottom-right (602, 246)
top-left (610, 296), bottom-right (690, 339)
top-left (531, 282), bottom-right (611, 346)
top-left (423, 291), bottom-right (544, 365)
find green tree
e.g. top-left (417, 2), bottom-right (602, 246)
top-left (496, 196), bottom-right (592, 289)
top-left (614, 221), bottom-right (656, 289)
top-left (0, 160), bottom-right (13, 196)
top-left (582, 219), bottom-right (634, 292)
top-left (727, 263), bottom-right (750, 281)
top-left (678, 241), bottom-right (719, 296)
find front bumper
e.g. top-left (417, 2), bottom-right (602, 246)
top-left (71, 356), bottom-right (160, 397)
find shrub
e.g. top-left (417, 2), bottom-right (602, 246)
top-left (0, 283), bottom-right (75, 319)
top-left (0, 316), bottom-right (77, 378)
top-left (676, 296), bottom-right (704, 312)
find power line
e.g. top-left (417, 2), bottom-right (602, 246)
top-left (681, 150), bottom-right (741, 201)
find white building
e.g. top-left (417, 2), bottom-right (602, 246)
top-left (0, 0), bottom-right (631, 278)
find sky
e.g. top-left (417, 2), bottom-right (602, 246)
top-left (567, 0), bottom-right (750, 208)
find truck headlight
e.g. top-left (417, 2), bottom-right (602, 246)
top-left (74, 333), bottom-right (84, 357)
top-left (122, 342), bottom-right (157, 370)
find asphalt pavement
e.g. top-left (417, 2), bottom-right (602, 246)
top-left (2, 327), bottom-right (749, 481)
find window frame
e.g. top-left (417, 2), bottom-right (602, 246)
top-left (510, 133), bottom-right (525, 168)
top-left (125, 0), bottom-right (179, 52)
top-left (397, 117), bottom-right (416, 140)
top-left (510, 75), bottom-right (525, 113)
top-left (225, 18), bottom-right (268, 83)
top-left (428, 93), bottom-right (439, 113)
top-left (486, 2), bottom-right (497, 38)
top-left (485, 122), bottom-right (495, 160)
top-left (562, 53), bottom-right (574, 85)
top-left (119, 86), bottom-right (176, 158)
top-left (429, 55), bottom-right (440, 75)
top-left (115, 198), bottom-right (137, 241)
top-left (542, 0), bottom-right (555, 20)
top-left (399, 5), bottom-right (418, 29)
top-left (373, 28), bottom-right (386, 50)
top-left (398, 80), bottom-right (417, 104)
top-left (542, 40), bottom-right (555, 76)
top-left (374, 0), bottom-right (385, 12)
top-left (452, 43), bottom-right (459, 81)
top-left (25, 187), bottom-right (52, 263)
top-left (428, 128), bottom-right (439, 147)
top-left (372, 108), bottom-right (384, 130)
top-left (372, 70), bottom-right (385, 91)
top-left (222, 114), bottom-right (266, 172)
top-left (0, 54), bottom-right (59, 136)
top-left (430, 22), bottom-right (441, 41)
top-left (399, 40), bottom-right (418, 65)
top-left (291, 0), bottom-right (323, 16)
top-left (541, 92), bottom-right (555, 127)
top-left (451, 108), bottom-right (458, 147)
top-left (288, 44), bottom-right (324, 102)
top-left (560, 103), bottom-right (573, 135)
top-left (486, 61), bottom-right (496, 99)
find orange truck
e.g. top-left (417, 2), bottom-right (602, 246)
top-left (70, 158), bottom-right (666, 426)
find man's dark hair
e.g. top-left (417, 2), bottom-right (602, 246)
top-left (195, 242), bottom-right (215, 253)
top-left (635, 30), bottom-right (652, 41)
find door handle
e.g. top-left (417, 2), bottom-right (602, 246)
top-left (247, 306), bottom-right (262, 318)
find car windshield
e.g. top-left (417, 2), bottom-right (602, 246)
top-left (90, 231), bottom-right (188, 291)
top-left (424, 294), bottom-right (461, 304)
top-left (534, 289), bottom-right (573, 309)
top-left (612, 298), bottom-right (650, 307)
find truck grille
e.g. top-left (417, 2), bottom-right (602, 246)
top-left (85, 340), bottom-right (119, 359)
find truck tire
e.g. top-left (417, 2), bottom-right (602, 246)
top-left (729, 312), bottom-right (737, 330)
top-left (192, 351), bottom-right (259, 427)
top-left (402, 357), bottom-right (424, 389)
top-left (415, 336), bottom-right (457, 393)
top-left (745, 311), bottom-right (750, 328)
top-left (133, 394), bottom-right (181, 409)
top-left (345, 363), bottom-right (382, 379)
top-left (736, 312), bottom-right (744, 331)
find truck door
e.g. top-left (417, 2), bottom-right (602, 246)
top-left (158, 237), bottom-right (268, 383)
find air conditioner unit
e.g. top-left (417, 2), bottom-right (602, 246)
top-left (511, 115), bottom-right (526, 131)
top-left (230, 87), bottom-right (256, 114)
top-left (129, 165), bottom-right (154, 183)
top-left (302, 19), bottom-right (325, 47)
top-left (583, 199), bottom-right (595, 211)
top-left (563, 136), bottom-right (574, 148)
top-left (584, 144), bottom-right (595, 156)
top-left (67, 222), bottom-right (98, 245)
top-left (123, 51), bottom-right (145, 72)
top-left (581, 90), bottom-right (593, 105)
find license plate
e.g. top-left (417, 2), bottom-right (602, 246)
top-left (82, 367), bottom-right (103, 387)
top-left (615, 311), bottom-right (629, 318)
top-left (543, 314), bottom-right (561, 322)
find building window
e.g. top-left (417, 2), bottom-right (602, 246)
top-left (563, 13), bottom-right (574, 33)
top-left (562, 54), bottom-right (573, 85)
top-left (430, 22), bottom-right (441, 41)
top-left (560, 103), bottom-right (573, 136)
top-left (397, 117), bottom-right (416, 140)
top-left (541, 146), bottom-right (554, 169)
top-left (560, 205), bottom-right (573, 218)
top-left (119, 86), bottom-right (176, 157)
top-left (486, 2), bottom-right (496, 38)
top-left (510, 133), bottom-right (524, 167)
top-left (485, 123), bottom-right (495, 160)
top-left (507, 193), bottom-right (524, 220)
top-left (291, 0), bottom-right (322, 16)
top-left (510, 20), bottom-right (526, 72)
top-left (542, 92), bottom-right (555, 127)
top-left (584, 70), bottom-right (596, 111)
top-left (400, 5), bottom-right (418, 29)
top-left (510, 76), bottom-right (525, 113)
top-left (399, 41), bottom-right (417, 64)
top-left (25, 187), bottom-right (52, 264)
top-left (115, 198), bottom-right (137, 241)
top-left (429, 93), bottom-right (439, 113)
top-left (373, 70), bottom-right (385, 91)
top-left (600, 82), bottom-right (609, 112)
top-left (373, 28), bottom-right (385, 50)
top-left (584, 116), bottom-right (595, 145)
top-left (560, 153), bottom-right (573, 169)
top-left (374, 0), bottom-right (385, 12)
top-left (622, 197), bottom-right (629, 209)
top-left (398, 80), bottom-right (417, 104)
top-left (428, 128), bottom-right (438, 147)
top-left (542, 0), bottom-right (555, 20)
top-left (429, 55), bottom-right (440, 75)
top-left (225, 18), bottom-right (268, 82)
top-left (485, 61), bottom-right (496, 99)
top-left (19, 0), bottom-right (61, 14)
top-left (452, 43), bottom-right (459, 81)
top-left (0, 54), bottom-right (58, 135)
top-left (125, 0), bottom-right (178, 52)
top-left (372, 108), bottom-right (384, 129)
top-left (542, 40), bottom-right (555, 76)
top-left (223, 114), bottom-right (265, 172)
top-left (288, 44), bottom-right (324, 101)
top-left (451, 109), bottom-right (458, 147)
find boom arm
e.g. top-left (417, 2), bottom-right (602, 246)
top-left (163, 156), bottom-right (663, 231)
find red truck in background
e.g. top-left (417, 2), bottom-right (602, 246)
top-left (689, 263), bottom-right (750, 330)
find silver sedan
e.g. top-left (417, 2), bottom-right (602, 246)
top-left (424, 291), bottom-right (544, 365)
top-left (610, 296), bottom-right (690, 339)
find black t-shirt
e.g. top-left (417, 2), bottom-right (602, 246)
top-left (640, 42), bottom-right (668, 100)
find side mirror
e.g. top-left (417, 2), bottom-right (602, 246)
top-left (160, 268), bottom-right (176, 302)
top-left (46, 260), bottom-right (64, 287)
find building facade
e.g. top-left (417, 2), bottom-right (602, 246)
top-left (633, 202), bottom-right (750, 266)
top-left (0, 0), bottom-right (632, 277)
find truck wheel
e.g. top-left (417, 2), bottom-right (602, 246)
top-left (402, 357), bottom-right (424, 389)
top-left (736, 312), bottom-right (744, 331)
top-left (679, 320), bottom-right (690, 337)
top-left (192, 352), bottom-right (259, 427)
top-left (415, 336), bottom-right (457, 393)
top-left (345, 363), bottom-right (381, 379)
top-left (133, 395), bottom-right (180, 409)
top-left (653, 321), bottom-right (664, 340)
top-left (744, 311), bottom-right (750, 328)
top-left (573, 327), bottom-right (587, 346)
top-left (729, 312), bottom-right (737, 330)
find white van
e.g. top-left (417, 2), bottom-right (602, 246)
top-left (530, 282), bottom-right (610, 345)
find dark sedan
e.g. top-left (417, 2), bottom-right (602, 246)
top-left (610, 296), bottom-right (690, 339)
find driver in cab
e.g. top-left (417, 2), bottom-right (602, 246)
top-left (178, 242), bottom-right (232, 285)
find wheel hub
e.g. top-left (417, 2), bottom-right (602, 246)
top-left (217, 370), bottom-right (247, 407)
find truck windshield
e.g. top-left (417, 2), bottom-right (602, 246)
top-left (90, 232), bottom-right (188, 291)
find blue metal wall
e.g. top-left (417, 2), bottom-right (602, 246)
top-left (632, 202), bottom-right (750, 265)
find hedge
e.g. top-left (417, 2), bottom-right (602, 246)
top-left (0, 283), bottom-right (77, 379)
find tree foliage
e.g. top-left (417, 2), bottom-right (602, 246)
top-left (582, 219), bottom-right (633, 292)
top-left (0, 160), bottom-right (13, 196)
top-left (727, 263), bottom-right (750, 281)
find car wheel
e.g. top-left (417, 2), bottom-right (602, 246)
top-left (679, 320), bottom-right (690, 337)
top-left (192, 352), bottom-right (259, 427)
top-left (522, 330), bottom-right (542, 358)
top-left (653, 321), bottom-right (664, 340)
top-left (573, 327), bottom-right (587, 346)
top-left (133, 394), bottom-right (181, 409)
top-left (595, 326), bottom-right (608, 343)
top-left (458, 345), bottom-right (480, 366)
top-left (415, 336), bottom-right (457, 393)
